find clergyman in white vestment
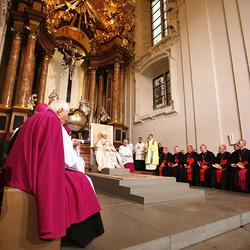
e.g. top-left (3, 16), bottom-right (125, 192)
top-left (94, 131), bottom-right (123, 172)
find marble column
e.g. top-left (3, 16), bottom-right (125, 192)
top-left (97, 72), bottom-right (104, 117)
top-left (88, 68), bottom-right (96, 123)
top-left (14, 29), bottom-right (37, 108)
top-left (119, 66), bottom-right (125, 124)
top-left (112, 61), bottom-right (121, 123)
top-left (0, 31), bottom-right (22, 108)
top-left (84, 68), bottom-right (91, 100)
top-left (37, 55), bottom-right (50, 103)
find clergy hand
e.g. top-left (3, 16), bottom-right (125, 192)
top-left (202, 165), bottom-right (208, 168)
top-left (237, 163), bottom-right (245, 169)
top-left (231, 163), bottom-right (237, 168)
top-left (173, 163), bottom-right (178, 167)
top-left (213, 164), bottom-right (221, 169)
top-left (72, 138), bottom-right (80, 147)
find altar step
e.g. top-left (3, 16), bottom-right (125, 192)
top-left (88, 173), bottom-right (204, 204)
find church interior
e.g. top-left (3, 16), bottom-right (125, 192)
top-left (0, 0), bottom-right (250, 249)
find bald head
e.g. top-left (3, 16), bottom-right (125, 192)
top-left (238, 139), bottom-right (246, 149)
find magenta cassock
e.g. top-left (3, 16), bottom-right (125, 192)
top-left (3, 110), bottom-right (101, 239)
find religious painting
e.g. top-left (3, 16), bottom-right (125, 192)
top-left (153, 71), bottom-right (172, 110)
top-left (90, 123), bottom-right (113, 148)
top-left (0, 113), bottom-right (8, 133)
top-left (122, 131), bottom-right (127, 141)
top-left (9, 112), bottom-right (27, 132)
top-left (115, 128), bottom-right (122, 142)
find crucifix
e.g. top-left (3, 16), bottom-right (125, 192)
top-left (61, 41), bottom-right (85, 103)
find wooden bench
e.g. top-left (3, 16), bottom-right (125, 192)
top-left (0, 187), bottom-right (60, 250)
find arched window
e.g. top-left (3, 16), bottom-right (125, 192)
top-left (151, 0), bottom-right (167, 45)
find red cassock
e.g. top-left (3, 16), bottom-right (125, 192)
top-left (238, 161), bottom-right (249, 191)
top-left (199, 160), bottom-right (208, 182)
top-left (4, 111), bottom-right (101, 239)
top-left (215, 159), bottom-right (227, 184)
top-left (186, 158), bottom-right (194, 181)
top-left (159, 160), bottom-right (167, 176)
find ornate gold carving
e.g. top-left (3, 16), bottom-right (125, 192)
top-left (42, 0), bottom-right (134, 54)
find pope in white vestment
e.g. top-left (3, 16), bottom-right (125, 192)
top-left (94, 131), bottom-right (123, 172)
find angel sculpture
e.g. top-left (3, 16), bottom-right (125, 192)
top-left (48, 89), bottom-right (59, 104)
top-left (79, 96), bottom-right (90, 116)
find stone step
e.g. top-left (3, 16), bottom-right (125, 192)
top-left (88, 173), bottom-right (204, 204)
top-left (129, 183), bottom-right (190, 195)
top-left (142, 189), bottom-right (205, 204)
top-left (119, 177), bottom-right (176, 186)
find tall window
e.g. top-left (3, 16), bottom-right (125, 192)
top-left (151, 0), bottom-right (167, 45)
top-left (153, 71), bottom-right (172, 109)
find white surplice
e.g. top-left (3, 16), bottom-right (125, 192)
top-left (134, 142), bottom-right (145, 161)
top-left (119, 145), bottom-right (134, 165)
top-left (61, 125), bottom-right (85, 173)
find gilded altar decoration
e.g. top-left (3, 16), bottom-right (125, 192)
top-left (27, 94), bottom-right (37, 110)
top-left (67, 109), bottom-right (88, 132)
top-left (42, 0), bottom-right (134, 54)
top-left (79, 96), bottom-right (90, 116)
top-left (98, 106), bottom-right (111, 124)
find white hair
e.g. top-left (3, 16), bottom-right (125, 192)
top-left (49, 100), bottom-right (69, 113)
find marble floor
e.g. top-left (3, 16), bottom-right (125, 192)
top-left (184, 223), bottom-right (250, 250)
top-left (62, 188), bottom-right (250, 250)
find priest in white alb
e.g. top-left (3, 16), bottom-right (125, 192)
top-left (134, 136), bottom-right (145, 170)
top-left (145, 134), bottom-right (159, 170)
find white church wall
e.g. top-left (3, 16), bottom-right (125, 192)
top-left (185, 0), bottom-right (222, 149)
top-left (223, 0), bottom-right (250, 142)
top-left (45, 49), bottom-right (85, 108)
top-left (204, 0), bottom-right (242, 147)
top-left (130, 0), bottom-right (250, 153)
top-left (132, 42), bottom-right (187, 150)
top-left (238, 0), bottom-right (250, 71)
